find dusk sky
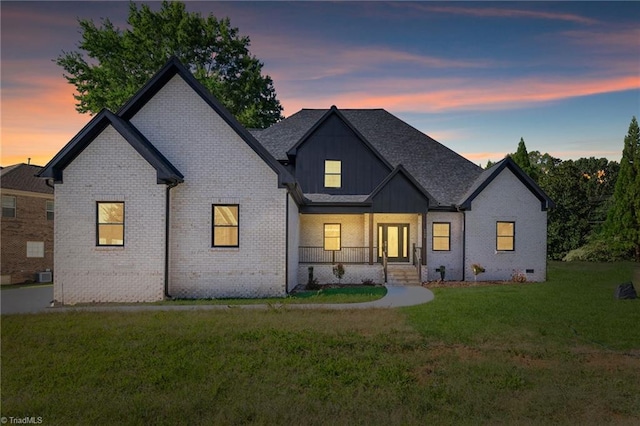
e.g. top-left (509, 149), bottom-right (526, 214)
top-left (1, 1), bottom-right (639, 167)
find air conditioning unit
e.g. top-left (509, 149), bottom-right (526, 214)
top-left (37, 271), bottom-right (52, 283)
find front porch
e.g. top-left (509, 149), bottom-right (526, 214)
top-left (296, 213), bottom-right (426, 285)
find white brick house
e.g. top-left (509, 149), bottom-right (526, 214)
top-left (40, 58), bottom-right (553, 304)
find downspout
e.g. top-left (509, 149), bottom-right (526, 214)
top-left (285, 192), bottom-right (289, 294)
top-left (462, 210), bottom-right (466, 281)
top-left (165, 181), bottom-right (179, 299)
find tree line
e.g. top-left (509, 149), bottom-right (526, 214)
top-left (490, 117), bottom-right (640, 262)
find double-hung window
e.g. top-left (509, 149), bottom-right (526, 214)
top-left (496, 221), bottom-right (515, 251)
top-left (324, 224), bottom-right (341, 251)
top-left (212, 205), bottom-right (239, 247)
top-left (46, 200), bottom-right (54, 220)
top-left (432, 222), bottom-right (451, 251)
top-left (324, 160), bottom-right (342, 188)
top-left (97, 202), bottom-right (124, 246)
top-left (2, 195), bottom-right (16, 218)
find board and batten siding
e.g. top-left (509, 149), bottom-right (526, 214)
top-left (54, 125), bottom-right (166, 304)
top-left (464, 168), bottom-right (547, 282)
top-left (130, 74), bottom-right (288, 298)
top-left (294, 113), bottom-right (390, 195)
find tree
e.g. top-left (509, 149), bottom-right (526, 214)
top-left (528, 150), bottom-right (562, 176)
top-left (540, 160), bottom-right (591, 260)
top-left (484, 159), bottom-right (496, 169)
top-left (55, 1), bottom-right (283, 128)
top-left (511, 138), bottom-right (539, 181)
top-left (602, 116), bottom-right (640, 261)
top-left (574, 157), bottom-right (619, 228)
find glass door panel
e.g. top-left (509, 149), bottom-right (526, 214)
top-left (388, 226), bottom-right (399, 258)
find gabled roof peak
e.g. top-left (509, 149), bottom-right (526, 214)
top-left (38, 109), bottom-right (183, 184)
top-left (457, 156), bottom-right (554, 211)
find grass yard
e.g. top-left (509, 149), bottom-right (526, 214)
top-left (2, 262), bottom-right (639, 425)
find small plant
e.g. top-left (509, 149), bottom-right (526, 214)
top-left (471, 263), bottom-right (486, 281)
top-left (437, 265), bottom-right (446, 281)
top-left (333, 263), bottom-right (345, 284)
top-left (511, 270), bottom-right (527, 283)
top-left (307, 277), bottom-right (320, 291)
top-left (361, 278), bottom-right (375, 286)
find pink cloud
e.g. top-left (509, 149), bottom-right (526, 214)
top-left (1, 60), bottom-right (89, 166)
top-left (280, 74), bottom-right (640, 116)
top-left (251, 34), bottom-right (492, 84)
top-left (416, 5), bottom-right (598, 25)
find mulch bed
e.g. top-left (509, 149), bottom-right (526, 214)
top-left (422, 280), bottom-right (528, 289)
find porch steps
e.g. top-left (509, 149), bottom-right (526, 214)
top-left (386, 265), bottom-right (422, 286)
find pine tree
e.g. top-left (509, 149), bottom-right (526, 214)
top-left (603, 116), bottom-right (640, 261)
top-left (511, 138), bottom-right (539, 181)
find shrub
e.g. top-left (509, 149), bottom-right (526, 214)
top-left (332, 263), bottom-right (345, 284)
top-left (306, 277), bottom-right (320, 290)
top-left (563, 237), bottom-right (633, 262)
top-left (511, 270), bottom-right (527, 283)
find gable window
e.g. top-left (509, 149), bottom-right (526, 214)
top-left (324, 224), bottom-right (341, 251)
top-left (2, 195), bottom-right (16, 218)
top-left (46, 200), bottom-right (54, 220)
top-left (213, 205), bottom-right (239, 247)
top-left (432, 222), bottom-right (451, 251)
top-left (496, 221), bottom-right (515, 251)
top-left (324, 160), bottom-right (342, 188)
top-left (97, 202), bottom-right (124, 246)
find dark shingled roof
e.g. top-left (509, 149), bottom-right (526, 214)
top-left (256, 109), bottom-right (483, 206)
top-left (1, 164), bottom-right (53, 194)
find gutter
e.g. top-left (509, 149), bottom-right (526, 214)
top-left (164, 180), bottom-right (180, 299)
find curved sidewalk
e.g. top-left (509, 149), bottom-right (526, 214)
top-left (46, 285), bottom-right (434, 314)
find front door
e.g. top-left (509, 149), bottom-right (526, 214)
top-left (378, 224), bottom-right (410, 262)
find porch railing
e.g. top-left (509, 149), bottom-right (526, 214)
top-left (299, 246), bottom-right (374, 264)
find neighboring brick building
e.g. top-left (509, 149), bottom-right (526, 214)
top-left (1, 164), bottom-right (54, 284)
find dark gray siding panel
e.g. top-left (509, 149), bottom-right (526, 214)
top-left (295, 114), bottom-right (390, 194)
top-left (371, 172), bottom-right (430, 213)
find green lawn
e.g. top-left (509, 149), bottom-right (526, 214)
top-left (2, 262), bottom-right (639, 425)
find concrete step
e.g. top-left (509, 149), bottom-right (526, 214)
top-left (386, 265), bottom-right (421, 286)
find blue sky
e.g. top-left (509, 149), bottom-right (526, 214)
top-left (1, 1), bottom-right (639, 167)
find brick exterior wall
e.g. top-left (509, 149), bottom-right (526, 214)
top-left (1, 191), bottom-right (54, 284)
top-left (54, 126), bottom-right (166, 304)
top-left (464, 169), bottom-right (548, 282)
top-left (425, 211), bottom-right (464, 281)
top-left (131, 75), bottom-right (288, 299)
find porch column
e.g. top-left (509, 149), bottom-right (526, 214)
top-left (421, 212), bottom-right (427, 265)
top-left (368, 213), bottom-right (374, 265)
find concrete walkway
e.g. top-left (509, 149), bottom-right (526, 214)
top-left (2, 284), bottom-right (434, 315)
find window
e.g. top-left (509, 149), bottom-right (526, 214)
top-left (97, 202), bottom-right (124, 246)
top-left (324, 224), bottom-right (341, 251)
top-left (496, 221), bottom-right (515, 251)
top-left (432, 222), bottom-right (451, 251)
top-left (2, 195), bottom-right (16, 218)
top-left (27, 241), bottom-right (44, 258)
top-left (46, 200), bottom-right (54, 220)
top-left (213, 205), bottom-right (239, 247)
top-left (324, 160), bottom-right (341, 188)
